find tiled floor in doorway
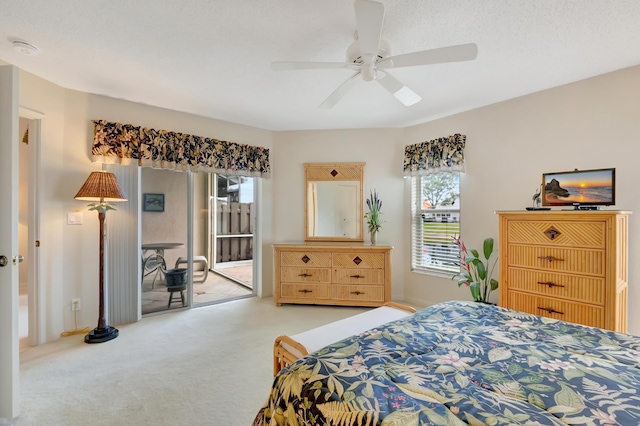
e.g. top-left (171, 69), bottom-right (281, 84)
top-left (142, 262), bottom-right (253, 314)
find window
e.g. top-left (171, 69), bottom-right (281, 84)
top-left (411, 172), bottom-right (460, 276)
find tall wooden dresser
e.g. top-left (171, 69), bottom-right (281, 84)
top-left (496, 211), bottom-right (630, 333)
top-left (273, 243), bottom-right (392, 307)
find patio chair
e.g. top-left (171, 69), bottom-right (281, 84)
top-left (141, 253), bottom-right (166, 289)
top-left (175, 255), bottom-right (209, 283)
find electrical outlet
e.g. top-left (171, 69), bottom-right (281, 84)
top-left (71, 298), bottom-right (81, 311)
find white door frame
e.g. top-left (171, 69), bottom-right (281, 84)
top-left (0, 65), bottom-right (20, 421)
top-left (20, 107), bottom-right (44, 346)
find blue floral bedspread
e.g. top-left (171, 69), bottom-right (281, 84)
top-left (253, 301), bottom-right (640, 425)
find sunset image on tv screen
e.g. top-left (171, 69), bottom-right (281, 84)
top-left (543, 169), bottom-right (614, 204)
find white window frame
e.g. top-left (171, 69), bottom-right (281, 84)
top-left (410, 173), bottom-right (460, 277)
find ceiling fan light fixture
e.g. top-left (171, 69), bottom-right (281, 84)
top-left (393, 86), bottom-right (421, 106)
top-left (271, 0), bottom-right (475, 108)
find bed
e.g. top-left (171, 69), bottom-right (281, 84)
top-left (253, 300), bottom-right (640, 425)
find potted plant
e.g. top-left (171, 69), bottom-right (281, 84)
top-left (364, 189), bottom-right (383, 244)
top-left (451, 236), bottom-right (498, 303)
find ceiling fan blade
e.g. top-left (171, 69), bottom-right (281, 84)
top-left (271, 61), bottom-right (360, 71)
top-left (377, 43), bottom-right (478, 69)
top-left (376, 71), bottom-right (421, 106)
top-left (319, 72), bottom-right (361, 109)
top-left (354, 0), bottom-right (384, 64)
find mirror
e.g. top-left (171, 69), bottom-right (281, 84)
top-left (305, 162), bottom-right (364, 242)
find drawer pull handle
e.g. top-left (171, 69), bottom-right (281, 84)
top-left (538, 306), bottom-right (564, 315)
top-left (298, 273), bottom-right (313, 277)
top-left (350, 274), bottom-right (364, 279)
top-left (351, 291), bottom-right (365, 295)
top-left (537, 281), bottom-right (565, 288)
top-left (298, 289), bottom-right (313, 294)
top-left (537, 255), bottom-right (564, 262)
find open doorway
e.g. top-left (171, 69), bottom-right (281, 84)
top-left (17, 112), bottom-right (41, 351)
top-left (18, 117), bottom-right (30, 351)
top-left (212, 175), bottom-right (254, 287)
top-left (192, 173), bottom-right (254, 306)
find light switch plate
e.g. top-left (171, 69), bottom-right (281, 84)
top-left (67, 212), bottom-right (83, 225)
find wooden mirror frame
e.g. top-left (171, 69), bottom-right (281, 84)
top-left (304, 162), bottom-right (364, 242)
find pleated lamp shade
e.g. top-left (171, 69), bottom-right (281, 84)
top-left (74, 171), bottom-right (128, 202)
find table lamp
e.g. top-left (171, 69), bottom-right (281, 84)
top-left (74, 171), bottom-right (127, 343)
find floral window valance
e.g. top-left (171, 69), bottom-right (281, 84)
top-left (91, 120), bottom-right (270, 178)
top-left (403, 133), bottom-right (466, 176)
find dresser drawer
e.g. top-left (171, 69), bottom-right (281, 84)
top-left (506, 267), bottom-right (605, 305)
top-left (506, 220), bottom-right (606, 248)
top-left (281, 283), bottom-right (330, 300)
top-left (280, 251), bottom-right (332, 267)
top-left (333, 268), bottom-right (384, 285)
top-left (498, 211), bottom-right (630, 333)
top-left (332, 252), bottom-right (385, 269)
top-left (281, 267), bottom-right (331, 283)
top-left (332, 285), bottom-right (384, 302)
top-left (274, 244), bottom-right (392, 308)
top-left (507, 291), bottom-right (604, 328)
top-left (507, 245), bottom-right (605, 276)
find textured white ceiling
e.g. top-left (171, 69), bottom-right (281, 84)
top-left (1, 0), bottom-right (639, 131)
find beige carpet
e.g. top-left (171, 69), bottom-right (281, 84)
top-left (15, 297), bottom-right (371, 426)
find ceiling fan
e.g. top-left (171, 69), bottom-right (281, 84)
top-left (271, 0), bottom-right (478, 108)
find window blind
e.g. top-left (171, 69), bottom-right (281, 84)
top-left (410, 175), bottom-right (460, 276)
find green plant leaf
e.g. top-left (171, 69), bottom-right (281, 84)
top-left (483, 238), bottom-right (494, 260)
top-left (469, 282), bottom-right (481, 300)
top-left (474, 259), bottom-right (487, 280)
top-left (490, 278), bottom-right (499, 291)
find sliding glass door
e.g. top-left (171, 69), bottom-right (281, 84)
top-left (139, 170), bottom-right (256, 314)
top-left (192, 174), bottom-right (254, 306)
top-left (140, 168), bottom-right (189, 315)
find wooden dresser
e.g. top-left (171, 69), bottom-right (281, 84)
top-left (497, 210), bottom-right (630, 333)
top-left (273, 244), bottom-right (392, 307)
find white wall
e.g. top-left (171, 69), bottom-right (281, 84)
top-left (16, 62), bottom-right (640, 341)
top-left (270, 66), bottom-right (640, 335)
top-left (403, 65), bottom-right (640, 335)
top-left (270, 128), bottom-right (407, 301)
top-left (18, 74), bottom-right (273, 340)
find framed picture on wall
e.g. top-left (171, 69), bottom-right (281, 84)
top-left (143, 193), bottom-right (165, 212)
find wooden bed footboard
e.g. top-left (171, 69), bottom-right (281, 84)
top-left (273, 302), bottom-right (415, 376)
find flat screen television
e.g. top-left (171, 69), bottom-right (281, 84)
top-left (542, 168), bottom-right (615, 209)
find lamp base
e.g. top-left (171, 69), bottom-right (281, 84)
top-left (84, 326), bottom-right (119, 344)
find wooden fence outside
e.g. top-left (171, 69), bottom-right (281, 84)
top-left (216, 202), bottom-right (253, 263)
